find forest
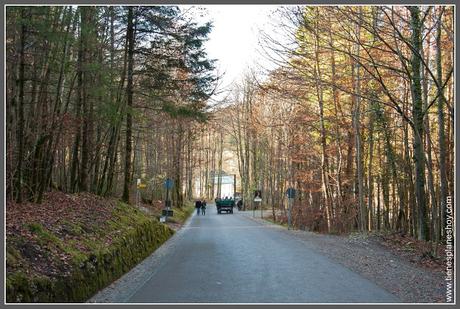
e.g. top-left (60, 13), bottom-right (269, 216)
top-left (207, 6), bottom-right (455, 245)
top-left (6, 6), bottom-right (216, 207)
top-left (6, 5), bottom-right (455, 246)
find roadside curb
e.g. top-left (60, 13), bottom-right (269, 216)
top-left (88, 205), bottom-right (195, 303)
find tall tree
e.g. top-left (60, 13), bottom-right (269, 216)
top-left (408, 6), bottom-right (428, 240)
top-left (122, 7), bottom-right (135, 203)
top-left (435, 8), bottom-right (448, 239)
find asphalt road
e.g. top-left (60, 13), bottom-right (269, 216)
top-left (95, 204), bottom-right (399, 303)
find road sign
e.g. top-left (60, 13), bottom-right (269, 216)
top-left (137, 183), bottom-right (147, 189)
top-left (164, 178), bottom-right (174, 189)
top-left (286, 189), bottom-right (295, 230)
top-left (288, 197), bottom-right (293, 230)
top-left (254, 197), bottom-right (262, 202)
top-left (162, 209), bottom-right (174, 217)
top-left (159, 216), bottom-right (166, 223)
top-left (136, 179), bottom-right (143, 207)
top-left (286, 188), bottom-right (296, 199)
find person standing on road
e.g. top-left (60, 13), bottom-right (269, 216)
top-left (237, 199), bottom-right (243, 211)
top-left (201, 200), bottom-right (207, 216)
top-left (195, 200), bottom-right (202, 216)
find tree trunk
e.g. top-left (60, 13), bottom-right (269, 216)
top-left (353, 7), bottom-right (365, 232)
top-left (436, 9), bottom-right (448, 240)
top-left (367, 97), bottom-right (375, 231)
top-left (409, 6), bottom-right (428, 241)
top-left (122, 7), bottom-right (134, 203)
top-left (79, 6), bottom-right (93, 192)
top-left (14, 8), bottom-right (27, 203)
top-left (314, 10), bottom-right (331, 232)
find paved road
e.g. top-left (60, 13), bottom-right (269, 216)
top-left (93, 204), bottom-right (399, 303)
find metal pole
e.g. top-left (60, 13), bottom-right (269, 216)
top-left (253, 200), bottom-right (255, 217)
top-left (260, 201), bottom-right (263, 219)
top-left (136, 179), bottom-right (140, 208)
top-left (288, 198), bottom-right (292, 230)
top-left (233, 174), bottom-right (236, 198)
top-left (165, 186), bottom-right (169, 221)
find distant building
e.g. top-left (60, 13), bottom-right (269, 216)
top-left (194, 170), bottom-right (236, 198)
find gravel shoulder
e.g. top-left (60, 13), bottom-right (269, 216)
top-left (239, 211), bottom-right (447, 303)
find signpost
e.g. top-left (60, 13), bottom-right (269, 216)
top-left (136, 179), bottom-right (141, 207)
top-left (253, 190), bottom-right (262, 218)
top-left (286, 188), bottom-right (296, 230)
top-left (136, 179), bottom-right (147, 208)
top-left (162, 178), bottom-right (174, 222)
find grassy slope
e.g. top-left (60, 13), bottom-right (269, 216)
top-left (168, 200), bottom-right (195, 224)
top-left (6, 192), bottom-right (192, 303)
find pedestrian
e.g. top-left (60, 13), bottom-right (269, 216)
top-left (195, 199), bottom-right (202, 216)
top-left (237, 199), bottom-right (243, 211)
top-left (201, 200), bottom-right (207, 215)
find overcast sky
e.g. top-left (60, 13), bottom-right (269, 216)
top-left (187, 5), bottom-right (279, 102)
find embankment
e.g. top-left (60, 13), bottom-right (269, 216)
top-left (6, 192), bottom-right (191, 303)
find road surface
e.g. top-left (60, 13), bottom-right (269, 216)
top-left (91, 204), bottom-right (399, 303)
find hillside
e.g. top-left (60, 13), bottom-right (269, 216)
top-left (6, 192), bottom-right (192, 302)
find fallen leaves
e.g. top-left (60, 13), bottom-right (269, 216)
top-left (374, 232), bottom-right (444, 272)
top-left (6, 191), bottom-right (123, 279)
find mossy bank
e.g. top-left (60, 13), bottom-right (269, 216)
top-left (5, 192), bottom-right (186, 303)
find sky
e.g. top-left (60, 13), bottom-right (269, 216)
top-left (188, 5), bottom-right (279, 102)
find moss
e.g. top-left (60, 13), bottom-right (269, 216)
top-left (26, 222), bottom-right (87, 264)
top-left (6, 272), bottom-right (31, 302)
top-left (7, 202), bottom-right (175, 303)
top-left (6, 245), bottom-right (22, 268)
top-left (61, 220), bottom-right (84, 236)
top-left (27, 223), bottom-right (61, 245)
top-left (27, 223), bottom-right (44, 234)
top-left (168, 202), bottom-right (194, 224)
top-left (63, 240), bottom-right (88, 264)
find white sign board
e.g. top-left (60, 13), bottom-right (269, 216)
top-left (254, 197), bottom-right (262, 202)
top-left (214, 175), bottom-right (235, 184)
top-left (160, 216), bottom-right (166, 223)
